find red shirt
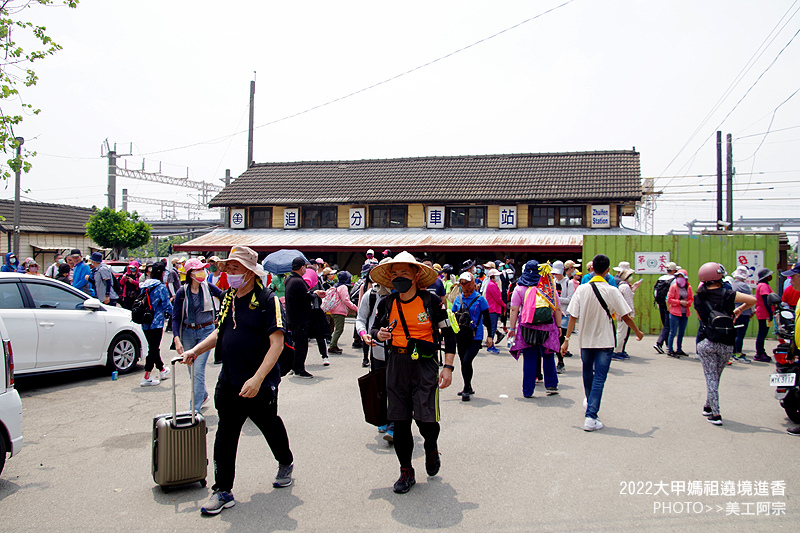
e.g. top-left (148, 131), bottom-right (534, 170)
top-left (755, 282), bottom-right (773, 320)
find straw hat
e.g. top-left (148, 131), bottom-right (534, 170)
top-left (369, 250), bottom-right (438, 289)
top-left (215, 245), bottom-right (266, 277)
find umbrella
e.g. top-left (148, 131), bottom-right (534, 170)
top-left (261, 249), bottom-right (310, 275)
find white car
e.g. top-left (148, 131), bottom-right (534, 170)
top-left (0, 273), bottom-right (147, 376)
top-left (0, 313), bottom-right (22, 475)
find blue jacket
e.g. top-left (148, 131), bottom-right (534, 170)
top-left (1, 252), bottom-right (23, 273)
top-left (72, 260), bottom-right (94, 295)
top-left (140, 279), bottom-right (173, 330)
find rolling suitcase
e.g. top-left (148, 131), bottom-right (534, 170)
top-left (152, 356), bottom-right (208, 491)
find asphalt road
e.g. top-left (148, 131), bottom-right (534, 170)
top-left (1, 321), bottom-right (797, 532)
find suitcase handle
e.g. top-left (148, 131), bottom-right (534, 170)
top-left (170, 356), bottom-right (196, 427)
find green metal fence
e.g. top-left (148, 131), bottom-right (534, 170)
top-left (582, 234), bottom-right (781, 337)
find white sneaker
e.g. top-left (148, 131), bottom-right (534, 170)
top-left (583, 397), bottom-right (588, 409)
top-left (322, 357), bottom-right (330, 366)
top-left (140, 376), bottom-right (160, 387)
top-left (159, 367), bottom-right (171, 380)
top-left (584, 417), bottom-right (604, 431)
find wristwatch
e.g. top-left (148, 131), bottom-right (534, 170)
top-left (442, 364), bottom-right (455, 371)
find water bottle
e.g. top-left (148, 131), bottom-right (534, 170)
top-left (111, 371), bottom-right (118, 381)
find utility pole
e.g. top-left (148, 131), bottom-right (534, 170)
top-left (247, 75), bottom-right (256, 169)
top-left (726, 133), bottom-right (733, 227)
top-left (107, 149), bottom-right (116, 209)
top-left (716, 131), bottom-right (723, 230)
top-left (13, 137), bottom-right (23, 257)
top-left (122, 188), bottom-right (128, 212)
top-left (224, 169), bottom-right (231, 228)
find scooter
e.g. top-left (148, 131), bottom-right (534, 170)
top-left (770, 304), bottom-right (800, 423)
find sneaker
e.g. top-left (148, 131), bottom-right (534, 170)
top-left (611, 352), bottom-right (625, 360)
top-left (487, 346), bottom-right (500, 354)
top-left (787, 426), bottom-right (800, 436)
top-left (653, 343), bottom-right (665, 354)
top-left (383, 429), bottom-right (394, 443)
top-left (425, 450), bottom-right (441, 476)
top-left (140, 376), bottom-right (160, 387)
top-left (536, 375), bottom-right (543, 382)
top-left (753, 354), bottom-right (772, 363)
top-left (377, 425), bottom-right (388, 433)
top-left (674, 349), bottom-right (687, 357)
top-left (667, 351), bottom-right (680, 359)
top-left (273, 463), bottom-right (293, 488)
top-left (362, 359), bottom-right (370, 368)
top-left (461, 391), bottom-right (471, 402)
top-left (564, 351), bottom-right (573, 357)
top-left (702, 405), bottom-right (713, 417)
top-left (322, 357), bottom-right (330, 366)
top-left (726, 359), bottom-right (733, 365)
top-left (457, 389), bottom-right (475, 397)
top-left (733, 353), bottom-right (752, 364)
top-left (352, 341), bottom-right (362, 348)
top-left (584, 417), bottom-right (604, 431)
top-left (200, 490), bottom-right (235, 515)
top-left (328, 347), bottom-right (343, 354)
top-left (546, 387), bottom-right (559, 395)
top-left (393, 467), bottom-right (416, 493)
top-left (556, 362), bottom-right (565, 374)
top-left (294, 370), bottom-right (314, 379)
top-left (496, 332), bottom-right (505, 344)
top-left (583, 397), bottom-right (588, 409)
top-left (620, 352), bottom-right (630, 359)
top-left (707, 415), bottom-right (723, 425)
top-left (159, 367), bottom-right (171, 380)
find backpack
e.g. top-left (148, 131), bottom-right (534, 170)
top-left (321, 286), bottom-right (341, 313)
top-left (653, 278), bottom-right (671, 306)
top-left (454, 295), bottom-right (479, 338)
top-left (350, 280), bottom-right (364, 305)
top-left (702, 298), bottom-right (736, 344)
top-left (111, 273), bottom-right (122, 298)
top-left (130, 287), bottom-right (154, 324)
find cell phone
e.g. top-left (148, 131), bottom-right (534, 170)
top-left (387, 319), bottom-right (398, 332)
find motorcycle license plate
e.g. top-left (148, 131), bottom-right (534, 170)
top-left (770, 373), bottom-right (796, 387)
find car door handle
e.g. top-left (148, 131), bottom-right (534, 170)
top-left (38, 322), bottom-right (55, 328)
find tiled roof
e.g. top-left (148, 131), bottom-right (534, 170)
top-left (0, 199), bottom-right (95, 234)
top-left (209, 151), bottom-right (642, 207)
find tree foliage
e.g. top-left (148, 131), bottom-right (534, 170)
top-left (128, 235), bottom-right (188, 259)
top-left (0, 0), bottom-right (78, 179)
top-left (86, 208), bottom-right (151, 259)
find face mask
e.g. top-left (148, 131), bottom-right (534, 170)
top-left (391, 276), bottom-right (414, 293)
top-left (476, 267), bottom-right (484, 276)
top-left (227, 273), bottom-right (247, 289)
top-left (58, 258), bottom-right (65, 265)
top-left (29, 267), bottom-right (38, 272)
top-left (192, 272), bottom-right (207, 283)
top-left (492, 276), bottom-right (501, 284)
top-left (676, 277), bottom-right (686, 287)
top-left (209, 265), bottom-right (217, 273)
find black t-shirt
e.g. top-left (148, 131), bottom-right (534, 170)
top-left (427, 277), bottom-right (446, 298)
top-left (218, 288), bottom-right (283, 388)
top-left (694, 287), bottom-right (737, 344)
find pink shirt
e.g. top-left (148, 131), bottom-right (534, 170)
top-left (755, 282), bottom-right (773, 320)
top-left (484, 279), bottom-right (506, 314)
top-left (329, 284), bottom-right (359, 316)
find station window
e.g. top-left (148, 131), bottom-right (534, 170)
top-left (448, 206), bottom-right (485, 228)
top-left (370, 206), bottom-right (407, 228)
top-left (303, 207), bottom-right (338, 228)
top-left (250, 207), bottom-right (272, 228)
top-left (529, 206), bottom-right (584, 227)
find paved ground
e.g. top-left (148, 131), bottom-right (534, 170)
top-left (1, 321), bottom-right (797, 532)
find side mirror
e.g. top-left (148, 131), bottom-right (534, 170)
top-left (82, 298), bottom-right (101, 311)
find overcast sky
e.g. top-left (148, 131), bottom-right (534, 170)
top-left (3, 0), bottom-right (799, 236)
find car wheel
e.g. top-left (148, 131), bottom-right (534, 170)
top-left (107, 333), bottom-right (140, 374)
top-left (0, 434), bottom-right (6, 476)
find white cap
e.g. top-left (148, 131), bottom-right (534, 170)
top-left (459, 272), bottom-right (473, 282)
top-left (366, 249), bottom-right (375, 255)
top-left (551, 260), bottom-right (565, 275)
top-left (733, 266), bottom-right (748, 280)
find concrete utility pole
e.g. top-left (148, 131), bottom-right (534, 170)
top-left (122, 189), bottom-right (128, 212)
top-left (13, 137), bottom-right (23, 257)
top-left (716, 131), bottom-right (723, 230)
top-left (247, 75), bottom-right (255, 169)
top-left (726, 133), bottom-right (733, 227)
top-left (107, 149), bottom-right (117, 209)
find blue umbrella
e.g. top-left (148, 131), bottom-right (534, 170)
top-left (261, 249), bottom-right (310, 275)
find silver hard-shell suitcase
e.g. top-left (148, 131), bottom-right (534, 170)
top-left (152, 356), bottom-right (208, 491)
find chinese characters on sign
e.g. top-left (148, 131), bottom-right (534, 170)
top-left (498, 206), bottom-right (517, 229)
top-left (634, 252), bottom-right (671, 274)
top-left (736, 250), bottom-right (765, 288)
top-left (427, 206), bottom-right (445, 229)
top-left (230, 208), bottom-right (245, 229)
top-left (283, 208), bottom-right (300, 230)
top-left (349, 208), bottom-right (365, 230)
top-left (591, 205), bottom-right (611, 228)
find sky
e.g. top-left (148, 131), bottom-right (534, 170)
top-left (2, 0), bottom-right (799, 236)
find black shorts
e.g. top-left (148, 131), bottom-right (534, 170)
top-left (386, 347), bottom-right (440, 423)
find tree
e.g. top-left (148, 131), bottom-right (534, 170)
top-left (1, 0), bottom-right (78, 180)
top-left (128, 235), bottom-right (188, 259)
top-left (86, 208), bottom-right (151, 259)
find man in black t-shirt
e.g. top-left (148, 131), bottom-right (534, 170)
top-left (182, 246), bottom-right (294, 516)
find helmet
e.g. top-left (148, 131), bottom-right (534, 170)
top-left (698, 262), bottom-right (726, 282)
